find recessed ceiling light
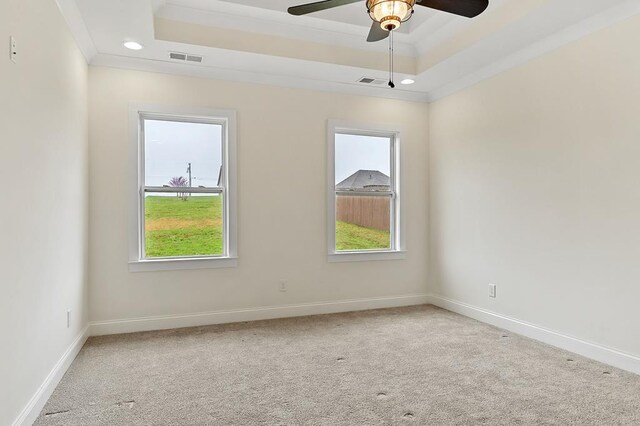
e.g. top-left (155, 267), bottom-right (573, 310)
top-left (123, 41), bottom-right (143, 50)
top-left (400, 78), bottom-right (415, 85)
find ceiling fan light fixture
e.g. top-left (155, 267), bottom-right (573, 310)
top-left (367, 0), bottom-right (416, 31)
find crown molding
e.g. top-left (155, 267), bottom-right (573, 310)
top-left (90, 53), bottom-right (430, 103)
top-left (55, 0), bottom-right (97, 63)
top-left (425, 0), bottom-right (640, 102)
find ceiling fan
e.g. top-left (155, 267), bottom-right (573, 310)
top-left (287, 0), bottom-right (489, 43)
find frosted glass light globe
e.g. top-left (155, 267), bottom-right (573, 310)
top-left (367, 0), bottom-right (416, 31)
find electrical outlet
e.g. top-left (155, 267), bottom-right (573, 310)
top-left (279, 281), bottom-right (288, 292)
top-left (67, 309), bottom-right (71, 328)
top-left (489, 283), bottom-right (497, 298)
top-left (9, 36), bottom-right (16, 63)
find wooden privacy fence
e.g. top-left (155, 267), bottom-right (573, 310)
top-left (336, 195), bottom-right (390, 231)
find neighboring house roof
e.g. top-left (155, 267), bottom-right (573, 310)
top-left (336, 170), bottom-right (390, 191)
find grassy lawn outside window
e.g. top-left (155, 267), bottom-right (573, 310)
top-left (144, 195), bottom-right (224, 257)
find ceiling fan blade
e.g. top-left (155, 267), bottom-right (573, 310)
top-left (288, 0), bottom-right (362, 16)
top-left (416, 0), bottom-right (489, 18)
top-left (366, 21), bottom-right (389, 42)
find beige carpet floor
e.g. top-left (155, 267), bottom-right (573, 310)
top-left (35, 305), bottom-right (640, 425)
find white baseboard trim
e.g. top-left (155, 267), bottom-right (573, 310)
top-left (12, 324), bottom-right (90, 426)
top-left (428, 294), bottom-right (640, 376)
top-left (90, 293), bottom-right (430, 336)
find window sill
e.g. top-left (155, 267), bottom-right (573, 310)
top-left (327, 250), bottom-right (406, 263)
top-left (129, 256), bottom-right (238, 272)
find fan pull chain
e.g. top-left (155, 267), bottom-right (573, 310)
top-left (388, 30), bottom-right (395, 88)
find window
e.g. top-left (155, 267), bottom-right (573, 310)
top-left (129, 105), bottom-right (237, 271)
top-left (327, 121), bottom-right (405, 262)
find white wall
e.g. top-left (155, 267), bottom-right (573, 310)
top-left (0, 0), bottom-right (89, 424)
top-left (429, 14), bottom-right (640, 357)
top-left (88, 67), bottom-right (429, 325)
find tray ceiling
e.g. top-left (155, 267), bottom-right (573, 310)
top-left (58, 0), bottom-right (640, 102)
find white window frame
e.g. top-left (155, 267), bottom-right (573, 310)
top-left (128, 104), bottom-right (238, 272)
top-left (327, 120), bottom-right (406, 262)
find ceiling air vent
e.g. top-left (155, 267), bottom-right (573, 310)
top-left (357, 77), bottom-right (386, 85)
top-left (169, 52), bottom-right (187, 61)
top-left (186, 55), bottom-right (203, 63)
top-left (169, 52), bottom-right (204, 63)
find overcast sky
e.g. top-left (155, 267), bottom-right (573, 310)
top-left (144, 120), bottom-right (391, 188)
top-left (145, 120), bottom-right (222, 188)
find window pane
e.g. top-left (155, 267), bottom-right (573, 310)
top-left (144, 119), bottom-right (222, 188)
top-left (335, 133), bottom-right (392, 251)
top-left (335, 133), bottom-right (391, 191)
top-left (143, 118), bottom-right (224, 259)
top-left (144, 193), bottom-right (224, 258)
top-left (335, 194), bottom-right (391, 251)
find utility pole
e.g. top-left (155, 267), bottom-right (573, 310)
top-left (186, 163), bottom-right (192, 198)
